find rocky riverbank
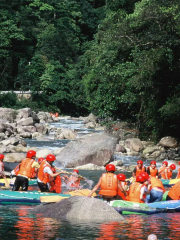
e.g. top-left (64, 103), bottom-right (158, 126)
top-left (0, 107), bottom-right (180, 172)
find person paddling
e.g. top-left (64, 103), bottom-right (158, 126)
top-left (87, 164), bottom-right (118, 201)
top-left (148, 176), bottom-right (165, 203)
top-left (133, 160), bottom-right (146, 177)
top-left (127, 174), bottom-right (149, 203)
top-left (37, 154), bottom-right (65, 192)
top-left (12, 150), bottom-right (40, 191)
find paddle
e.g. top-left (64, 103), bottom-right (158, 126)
top-left (4, 177), bottom-right (10, 189)
top-left (55, 167), bottom-right (85, 180)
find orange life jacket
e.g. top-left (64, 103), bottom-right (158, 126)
top-left (148, 166), bottom-right (158, 177)
top-left (14, 164), bottom-right (20, 176)
top-left (126, 182), bottom-right (145, 203)
top-left (168, 181), bottom-right (180, 200)
top-left (158, 166), bottom-right (166, 178)
top-left (117, 181), bottom-right (127, 200)
top-left (135, 166), bottom-right (146, 176)
top-left (177, 168), bottom-right (180, 179)
top-left (150, 177), bottom-right (165, 192)
top-left (18, 158), bottom-right (35, 178)
top-left (99, 173), bottom-right (118, 197)
top-left (161, 167), bottom-right (172, 179)
top-left (38, 161), bottom-right (51, 184)
top-left (49, 175), bottom-right (62, 193)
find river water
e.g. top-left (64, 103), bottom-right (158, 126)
top-left (1, 119), bottom-right (180, 239)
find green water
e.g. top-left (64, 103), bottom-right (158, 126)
top-left (0, 170), bottom-right (179, 239)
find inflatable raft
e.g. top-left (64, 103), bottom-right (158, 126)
top-left (110, 199), bottom-right (180, 215)
top-left (0, 189), bottom-right (95, 205)
top-left (161, 178), bottom-right (180, 187)
top-left (0, 178), bottom-right (37, 187)
top-left (0, 190), bottom-right (70, 205)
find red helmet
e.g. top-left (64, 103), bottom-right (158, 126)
top-left (26, 150), bottom-right (36, 158)
top-left (38, 157), bottom-right (44, 164)
top-left (105, 164), bottom-right (116, 172)
top-left (136, 175), bottom-right (145, 183)
top-left (150, 161), bottom-right (156, 165)
top-left (0, 154), bottom-right (4, 160)
top-left (137, 160), bottom-right (143, 165)
top-left (170, 164), bottom-right (176, 170)
top-left (117, 174), bottom-right (126, 181)
top-left (162, 161), bottom-right (168, 166)
top-left (46, 154), bottom-right (56, 162)
top-left (140, 172), bottom-right (149, 180)
top-left (73, 169), bottom-right (79, 174)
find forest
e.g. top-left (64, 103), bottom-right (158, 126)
top-left (1, 0), bottom-right (180, 141)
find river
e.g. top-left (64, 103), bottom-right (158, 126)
top-left (1, 118), bottom-right (180, 239)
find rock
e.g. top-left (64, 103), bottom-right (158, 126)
top-left (0, 124), bottom-right (6, 133)
top-left (32, 132), bottom-right (42, 139)
top-left (17, 117), bottom-right (34, 126)
top-left (0, 133), bottom-right (5, 141)
top-left (20, 132), bottom-right (32, 138)
top-left (115, 144), bottom-right (127, 153)
top-left (143, 146), bottom-right (160, 155)
top-left (83, 113), bottom-right (98, 125)
top-left (77, 163), bottom-right (104, 170)
top-left (0, 108), bottom-right (17, 123)
top-left (149, 150), bottom-right (161, 158)
top-left (35, 123), bottom-right (48, 134)
top-left (4, 153), bottom-right (26, 162)
top-left (85, 122), bottom-right (96, 129)
top-left (56, 132), bottom-right (118, 168)
top-left (1, 139), bottom-right (11, 146)
top-left (53, 148), bottom-right (64, 155)
top-left (36, 149), bottom-right (53, 158)
top-left (21, 126), bottom-right (37, 133)
top-left (30, 196), bottom-right (124, 221)
top-left (37, 112), bottom-right (54, 123)
top-left (59, 128), bottom-right (76, 140)
top-left (158, 136), bottom-right (178, 148)
top-left (113, 160), bottom-right (123, 167)
top-left (125, 138), bottom-right (143, 152)
top-left (9, 137), bottom-right (19, 145)
top-left (20, 140), bottom-right (27, 147)
top-left (15, 108), bottom-right (33, 120)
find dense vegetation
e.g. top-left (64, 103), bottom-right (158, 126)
top-left (1, 0), bottom-right (180, 141)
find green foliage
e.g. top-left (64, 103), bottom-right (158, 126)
top-left (0, 92), bottom-right (18, 108)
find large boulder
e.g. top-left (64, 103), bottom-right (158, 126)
top-left (36, 149), bottom-right (53, 158)
top-left (0, 108), bottom-right (17, 123)
top-left (125, 138), bottom-right (143, 152)
top-left (158, 136), bottom-right (178, 148)
top-left (4, 152), bottom-right (26, 162)
top-left (17, 117), bottom-right (34, 126)
top-left (56, 132), bottom-right (118, 168)
top-left (30, 196), bottom-right (124, 221)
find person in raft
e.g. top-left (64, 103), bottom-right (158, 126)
top-left (12, 150), bottom-right (40, 191)
top-left (148, 176), bottom-right (165, 203)
top-left (127, 174), bottom-right (149, 203)
top-left (132, 160), bottom-right (146, 177)
top-left (146, 161), bottom-right (158, 178)
top-left (87, 164), bottom-right (118, 201)
top-left (176, 161), bottom-right (180, 179)
top-left (117, 173), bottom-right (128, 200)
top-left (160, 163), bottom-right (176, 179)
top-left (158, 161), bottom-right (168, 179)
top-left (166, 180), bottom-right (180, 200)
top-left (0, 154), bottom-right (6, 179)
top-left (64, 169), bottom-right (81, 191)
top-left (37, 154), bottom-right (65, 192)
